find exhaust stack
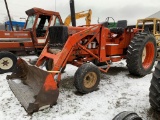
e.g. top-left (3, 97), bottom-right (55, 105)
top-left (70, 0), bottom-right (76, 27)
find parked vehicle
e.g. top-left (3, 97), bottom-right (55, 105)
top-left (5, 21), bottom-right (25, 31)
top-left (0, 7), bottom-right (63, 73)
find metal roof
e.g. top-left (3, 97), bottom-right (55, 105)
top-left (147, 11), bottom-right (160, 18)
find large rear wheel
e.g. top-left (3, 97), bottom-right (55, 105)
top-left (74, 63), bottom-right (100, 93)
top-left (149, 61), bottom-right (160, 111)
top-left (126, 33), bottom-right (156, 76)
top-left (0, 51), bottom-right (17, 74)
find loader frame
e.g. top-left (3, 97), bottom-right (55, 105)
top-left (36, 22), bottom-right (138, 76)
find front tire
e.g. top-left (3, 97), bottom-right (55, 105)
top-left (0, 51), bottom-right (17, 74)
top-left (113, 111), bottom-right (142, 120)
top-left (74, 63), bottom-right (100, 93)
top-left (126, 32), bottom-right (156, 76)
top-left (149, 61), bottom-right (160, 111)
top-left (45, 58), bottom-right (66, 73)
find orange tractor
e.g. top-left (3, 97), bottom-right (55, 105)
top-left (0, 7), bottom-right (64, 73)
top-left (6, 17), bottom-right (157, 114)
top-left (0, 7), bottom-right (92, 74)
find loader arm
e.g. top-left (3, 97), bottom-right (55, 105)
top-left (37, 24), bottom-right (101, 73)
top-left (64, 9), bottom-right (92, 26)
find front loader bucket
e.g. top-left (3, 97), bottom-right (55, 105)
top-left (6, 58), bottom-right (59, 114)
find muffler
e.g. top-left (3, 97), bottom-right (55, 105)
top-left (6, 58), bottom-right (59, 114)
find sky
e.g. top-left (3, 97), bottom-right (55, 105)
top-left (0, 0), bottom-right (160, 25)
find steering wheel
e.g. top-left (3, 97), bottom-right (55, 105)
top-left (106, 17), bottom-right (116, 28)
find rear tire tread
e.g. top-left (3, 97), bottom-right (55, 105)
top-left (113, 111), bottom-right (142, 120)
top-left (126, 32), bottom-right (156, 76)
top-left (149, 61), bottom-right (160, 111)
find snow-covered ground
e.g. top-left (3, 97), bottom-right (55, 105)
top-left (0, 56), bottom-right (157, 120)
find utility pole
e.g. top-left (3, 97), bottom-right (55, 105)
top-left (4, 0), bottom-right (14, 31)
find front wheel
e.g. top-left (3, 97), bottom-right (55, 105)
top-left (74, 63), bottom-right (100, 93)
top-left (113, 111), bottom-right (142, 120)
top-left (126, 33), bottom-right (156, 76)
top-left (0, 51), bottom-right (17, 74)
top-left (45, 58), bottom-right (66, 73)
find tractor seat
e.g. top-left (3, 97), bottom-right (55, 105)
top-left (48, 25), bottom-right (68, 49)
top-left (110, 20), bottom-right (127, 35)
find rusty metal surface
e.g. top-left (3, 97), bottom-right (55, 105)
top-left (25, 8), bottom-right (60, 16)
top-left (8, 80), bottom-right (35, 110)
top-left (7, 59), bottom-right (47, 94)
top-left (7, 58), bottom-right (59, 114)
top-left (27, 88), bottom-right (59, 114)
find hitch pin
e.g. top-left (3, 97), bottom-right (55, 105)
top-left (47, 71), bottom-right (60, 73)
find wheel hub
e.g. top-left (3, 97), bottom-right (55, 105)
top-left (0, 57), bottom-right (13, 70)
top-left (2, 60), bottom-right (9, 66)
top-left (142, 42), bottom-right (155, 69)
top-left (84, 72), bottom-right (97, 88)
top-left (142, 47), bottom-right (146, 63)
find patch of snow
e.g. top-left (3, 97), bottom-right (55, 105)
top-left (0, 56), bottom-right (157, 120)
